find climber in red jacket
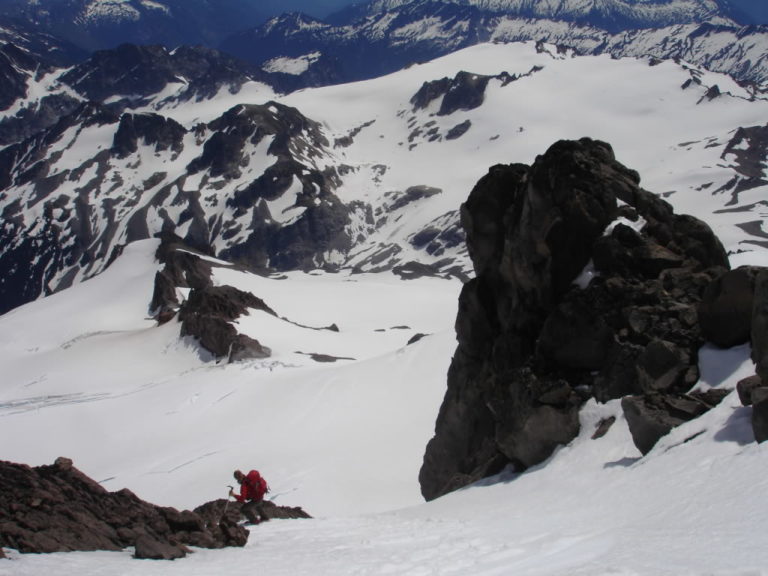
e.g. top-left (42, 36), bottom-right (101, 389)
top-left (230, 469), bottom-right (269, 524)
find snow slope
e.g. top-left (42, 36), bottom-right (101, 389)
top-left (0, 240), bottom-right (766, 574)
top-left (0, 239), bottom-right (462, 516)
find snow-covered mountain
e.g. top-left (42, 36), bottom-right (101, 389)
top-left (0, 134), bottom-right (767, 574)
top-left (1, 41), bottom-right (768, 315)
top-left (222, 0), bottom-right (767, 88)
top-left (0, 0), bottom-right (267, 51)
top-left (2, 13), bottom-right (768, 572)
top-left (333, 0), bottom-right (739, 30)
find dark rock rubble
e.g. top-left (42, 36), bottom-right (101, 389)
top-left (0, 457), bottom-right (311, 560)
top-left (0, 457), bottom-right (244, 560)
top-left (419, 138), bottom-right (768, 501)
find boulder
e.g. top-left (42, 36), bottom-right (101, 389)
top-left (623, 389), bottom-right (730, 454)
top-left (134, 534), bottom-right (187, 561)
top-left (419, 139), bottom-right (732, 500)
top-left (751, 387), bottom-right (768, 443)
top-left (699, 267), bottom-right (759, 348)
top-left (737, 375), bottom-right (764, 406)
top-left (752, 270), bottom-right (768, 381)
top-left (622, 393), bottom-right (704, 455)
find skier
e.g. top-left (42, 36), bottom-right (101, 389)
top-left (230, 469), bottom-right (269, 524)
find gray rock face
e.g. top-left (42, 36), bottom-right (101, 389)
top-left (419, 138), bottom-right (731, 501)
top-left (737, 375), bottom-right (764, 406)
top-left (621, 389), bottom-right (728, 455)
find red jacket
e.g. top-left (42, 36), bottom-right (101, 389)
top-left (235, 470), bottom-right (267, 503)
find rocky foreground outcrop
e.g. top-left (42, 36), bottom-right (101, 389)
top-left (0, 457), bottom-right (309, 560)
top-left (419, 138), bottom-right (767, 501)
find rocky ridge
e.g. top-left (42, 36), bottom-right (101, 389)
top-left (221, 2), bottom-right (767, 89)
top-left (0, 456), bottom-right (311, 559)
top-left (0, 36), bottom-right (765, 322)
top-left (419, 138), bottom-right (768, 500)
top-left (0, 96), bottom-right (347, 315)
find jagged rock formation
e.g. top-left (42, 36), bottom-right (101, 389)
top-left (0, 18), bottom-right (87, 66)
top-left (0, 96), bottom-right (346, 315)
top-left (151, 232), bottom-right (275, 362)
top-left (0, 42), bottom-right (81, 146)
top-left (335, 0), bottom-right (739, 32)
top-left (419, 138), bottom-right (741, 501)
top-left (0, 457), bottom-right (249, 560)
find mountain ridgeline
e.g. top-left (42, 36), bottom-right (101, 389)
top-left (221, 0), bottom-right (768, 88)
top-left (1, 30), bottom-right (767, 316)
top-left (0, 0), bottom-right (266, 52)
top-left (0, 1), bottom-right (765, 315)
top-left (0, 97), bottom-right (350, 315)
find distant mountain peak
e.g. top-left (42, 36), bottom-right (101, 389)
top-left (339, 0), bottom-right (736, 29)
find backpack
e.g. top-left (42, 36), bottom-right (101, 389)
top-left (247, 470), bottom-right (270, 501)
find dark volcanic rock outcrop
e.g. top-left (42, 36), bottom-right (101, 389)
top-left (411, 71), bottom-right (517, 116)
top-left (195, 499), bottom-right (311, 527)
top-left (179, 285), bottom-right (274, 362)
top-left (0, 457), bottom-right (248, 559)
top-left (150, 232), bottom-right (276, 362)
top-left (699, 266), bottom-right (762, 349)
top-left (419, 138), bottom-right (732, 500)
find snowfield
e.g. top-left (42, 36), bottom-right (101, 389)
top-left (2, 39), bottom-right (768, 574)
top-left (1, 243), bottom-right (767, 575)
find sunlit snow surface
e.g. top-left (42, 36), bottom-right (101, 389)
top-left (2, 244), bottom-right (767, 576)
top-left (2, 41), bottom-right (768, 574)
